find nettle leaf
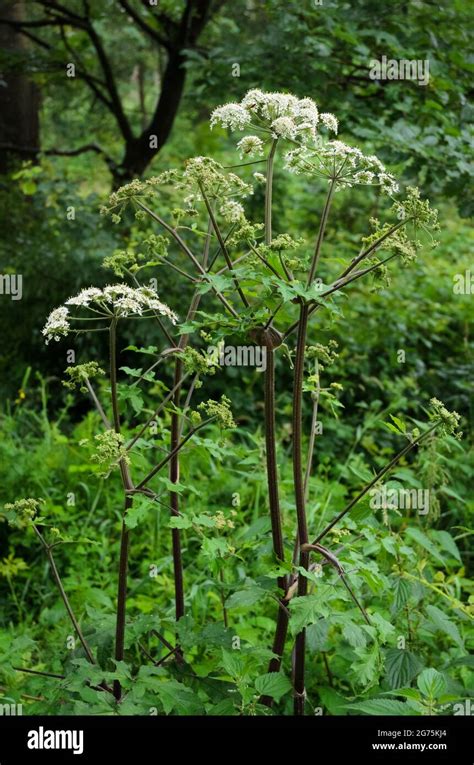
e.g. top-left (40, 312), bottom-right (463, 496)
top-left (405, 527), bottom-right (445, 565)
top-left (156, 680), bottom-right (205, 715)
top-left (385, 649), bottom-right (424, 689)
top-left (417, 668), bottom-right (447, 699)
top-left (254, 672), bottom-right (292, 701)
top-left (289, 591), bottom-right (331, 635)
top-left (125, 497), bottom-right (155, 529)
top-left (345, 698), bottom-right (413, 716)
top-left (391, 577), bottom-right (411, 614)
top-left (220, 648), bottom-right (246, 680)
top-left (431, 530), bottom-right (462, 563)
top-left (425, 605), bottom-right (464, 648)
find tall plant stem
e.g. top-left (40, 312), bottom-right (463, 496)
top-left (169, 221), bottom-right (211, 627)
top-left (261, 349), bottom-right (289, 706)
top-left (109, 318), bottom-right (134, 700)
top-left (292, 302), bottom-right (310, 715)
top-left (260, 138), bottom-right (289, 705)
top-left (170, 356), bottom-right (185, 625)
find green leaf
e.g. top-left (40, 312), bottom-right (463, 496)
top-left (168, 516), bottom-right (192, 529)
top-left (306, 619), bottom-right (330, 652)
top-left (156, 680), bottom-right (204, 715)
top-left (254, 672), bottom-right (292, 701)
top-left (371, 612), bottom-right (396, 643)
top-left (125, 497), bottom-right (155, 529)
top-left (417, 668), bottom-right (447, 700)
top-left (345, 698), bottom-right (414, 716)
top-left (425, 605), bottom-right (463, 648)
top-left (289, 591), bottom-right (331, 635)
top-left (352, 644), bottom-right (380, 686)
top-left (385, 649), bottom-right (423, 689)
top-left (226, 586), bottom-right (267, 609)
top-left (391, 578), bottom-right (410, 614)
top-left (342, 622), bottom-right (367, 648)
top-left (431, 530), bottom-right (462, 563)
top-left (405, 527), bottom-right (445, 565)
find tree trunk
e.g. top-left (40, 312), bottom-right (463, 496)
top-left (0, 1), bottom-right (40, 173)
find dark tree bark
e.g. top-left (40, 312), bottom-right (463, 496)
top-left (0, 0), bottom-right (223, 186)
top-left (0, 0), bottom-right (40, 173)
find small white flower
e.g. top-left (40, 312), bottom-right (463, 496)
top-left (271, 116), bottom-right (297, 139)
top-left (236, 135), bottom-right (264, 158)
top-left (42, 306), bottom-right (70, 344)
top-left (253, 172), bottom-right (267, 184)
top-left (210, 103), bottom-right (251, 131)
top-left (354, 170), bottom-right (375, 184)
top-left (66, 287), bottom-right (103, 307)
top-left (320, 113), bottom-right (339, 134)
top-left (219, 200), bottom-right (245, 223)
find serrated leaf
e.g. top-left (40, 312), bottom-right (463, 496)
top-left (125, 497), bottom-right (155, 529)
top-left (342, 622), bottom-right (367, 648)
top-left (417, 668), bottom-right (447, 700)
top-left (385, 649), bottom-right (423, 689)
top-left (289, 591), bottom-right (331, 635)
top-left (431, 530), bottom-right (462, 563)
top-left (425, 605), bottom-right (463, 647)
top-left (226, 586), bottom-right (267, 609)
top-left (156, 680), bottom-right (204, 715)
top-left (391, 578), bottom-right (410, 614)
top-left (254, 672), bottom-right (292, 701)
top-left (405, 527), bottom-right (445, 565)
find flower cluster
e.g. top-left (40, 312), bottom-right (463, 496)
top-left (210, 90), bottom-right (338, 148)
top-left (430, 398), bottom-right (462, 438)
top-left (100, 174), bottom-right (178, 222)
top-left (181, 347), bottom-right (217, 377)
top-left (198, 395), bottom-right (236, 429)
top-left (2, 497), bottom-right (43, 529)
top-left (306, 340), bottom-right (339, 370)
top-left (285, 140), bottom-right (399, 195)
top-left (392, 186), bottom-right (439, 230)
top-left (42, 284), bottom-right (177, 344)
top-left (180, 156), bottom-right (252, 202)
top-left (87, 430), bottom-right (130, 477)
top-left (63, 362), bottom-right (105, 393)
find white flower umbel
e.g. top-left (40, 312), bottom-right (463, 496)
top-left (42, 284), bottom-right (177, 344)
top-left (285, 139), bottom-right (399, 195)
top-left (210, 89), bottom-right (338, 150)
top-left (42, 306), bottom-right (70, 344)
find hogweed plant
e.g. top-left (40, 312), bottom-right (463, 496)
top-left (3, 90), bottom-right (467, 716)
